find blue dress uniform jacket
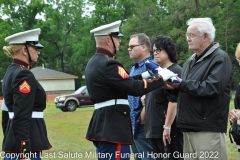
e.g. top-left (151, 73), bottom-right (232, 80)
top-left (2, 59), bottom-right (51, 154)
top-left (85, 48), bottom-right (166, 144)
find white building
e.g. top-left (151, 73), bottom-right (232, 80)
top-left (31, 66), bottom-right (78, 94)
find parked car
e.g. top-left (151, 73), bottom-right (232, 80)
top-left (54, 86), bottom-right (93, 112)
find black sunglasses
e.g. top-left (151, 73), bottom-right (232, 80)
top-left (128, 44), bottom-right (143, 50)
top-left (153, 48), bottom-right (163, 54)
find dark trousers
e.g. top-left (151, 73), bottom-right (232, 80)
top-left (131, 124), bottom-right (155, 160)
top-left (93, 141), bottom-right (131, 160)
top-left (151, 134), bottom-right (183, 160)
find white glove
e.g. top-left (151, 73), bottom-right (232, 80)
top-left (141, 71), bottom-right (151, 78)
top-left (159, 68), bottom-right (178, 81)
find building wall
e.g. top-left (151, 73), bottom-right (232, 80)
top-left (38, 79), bottom-right (75, 92)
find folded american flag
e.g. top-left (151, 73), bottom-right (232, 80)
top-left (145, 60), bottom-right (180, 83)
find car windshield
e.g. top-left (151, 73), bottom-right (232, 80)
top-left (74, 86), bottom-right (86, 94)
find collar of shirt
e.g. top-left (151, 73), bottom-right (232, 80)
top-left (195, 42), bottom-right (214, 61)
top-left (131, 56), bottom-right (152, 72)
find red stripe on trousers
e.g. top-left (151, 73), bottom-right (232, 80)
top-left (116, 144), bottom-right (122, 160)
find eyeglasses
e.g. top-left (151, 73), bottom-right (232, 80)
top-left (153, 49), bottom-right (163, 54)
top-left (186, 33), bottom-right (201, 39)
top-left (127, 44), bottom-right (143, 50)
top-left (236, 58), bottom-right (240, 63)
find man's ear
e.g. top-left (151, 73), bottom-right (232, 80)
top-left (142, 44), bottom-right (146, 51)
top-left (203, 33), bottom-right (208, 40)
top-left (105, 37), bottom-right (111, 46)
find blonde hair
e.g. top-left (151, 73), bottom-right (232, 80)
top-left (3, 45), bottom-right (24, 57)
top-left (236, 43), bottom-right (240, 58)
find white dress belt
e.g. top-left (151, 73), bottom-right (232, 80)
top-left (8, 112), bottom-right (44, 119)
top-left (94, 99), bottom-right (129, 109)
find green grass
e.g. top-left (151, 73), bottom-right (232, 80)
top-left (42, 105), bottom-right (96, 160)
top-left (0, 100), bottom-right (239, 160)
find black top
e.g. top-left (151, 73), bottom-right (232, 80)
top-left (145, 63), bottom-right (182, 138)
top-left (2, 58), bottom-right (51, 154)
top-left (85, 48), bottom-right (166, 143)
top-left (177, 43), bottom-right (232, 133)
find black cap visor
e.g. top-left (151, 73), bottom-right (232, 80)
top-left (110, 32), bottom-right (124, 37)
top-left (26, 41), bottom-right (44, 49)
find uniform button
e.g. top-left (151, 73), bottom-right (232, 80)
top-left (124, 112), bottom-right (126, 114)
top-left (22, 142), bottom-right (25, 145)
top-left (24, 149), bottom-right (26, 151)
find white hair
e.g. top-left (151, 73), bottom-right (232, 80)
top-left (186, 17), bottom-right (216, 42)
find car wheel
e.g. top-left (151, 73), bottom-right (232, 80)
top-left (60, 108), bottom-right (69, 112)
top-left (66, 100), bottom-right (77, 111)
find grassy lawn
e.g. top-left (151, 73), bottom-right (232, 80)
top-left (41, 104), bottom-right (96, 160)
top-left (0, 99), bottom-right (239, 160)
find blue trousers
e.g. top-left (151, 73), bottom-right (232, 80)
top-left (131, 124), bottom-right (155, 160)
top-left (4, 152), bottom-right (41, 160)
top-left (93, 141), bottom-right (131, 160)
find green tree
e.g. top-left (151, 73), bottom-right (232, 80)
top-left (120, 0), bottom-right (169, 71)
top-left (0, 0), bottom-right (46, 31)
top-left (0, 0), bottom-right (47, 94)
top-left (217, 0), bottom-right (240, 87)
top-left (0, 20), bottom-right (13, 94)
top-left (88, 0), bottom-right (136, 71)
top-left (38, 0), bottom-right (85, 72)
top-left (0, 0), bottom-right (240, 92)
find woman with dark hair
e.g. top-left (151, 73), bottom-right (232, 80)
top-left (141, 35), bottom-right (183, 160)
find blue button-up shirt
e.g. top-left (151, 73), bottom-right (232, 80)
top-left (128, 56), bottom-right (152, 135)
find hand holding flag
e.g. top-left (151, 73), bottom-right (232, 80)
top-left (145, 60), bottom-right (180, 83)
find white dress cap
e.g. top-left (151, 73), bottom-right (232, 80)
top-left (5, 28), bottom-right (44, 48)
top-left (90, 20), bottom-right (123, 37)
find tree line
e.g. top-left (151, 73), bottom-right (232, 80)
top-left (0, 0), bottom-right (239, 94)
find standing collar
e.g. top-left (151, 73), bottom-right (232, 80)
top-left (96, 47), bottom-right (115, 58)
top-left (12, 58), bottom-right (31, 70)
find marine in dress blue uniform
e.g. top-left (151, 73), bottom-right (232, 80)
top-left (2, 29), bottom-right (52, 160)
top-left (85, 20), bottom-right (177, 160)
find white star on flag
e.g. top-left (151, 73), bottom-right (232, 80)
top-left (155, 66), bottom-right (162, 73)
